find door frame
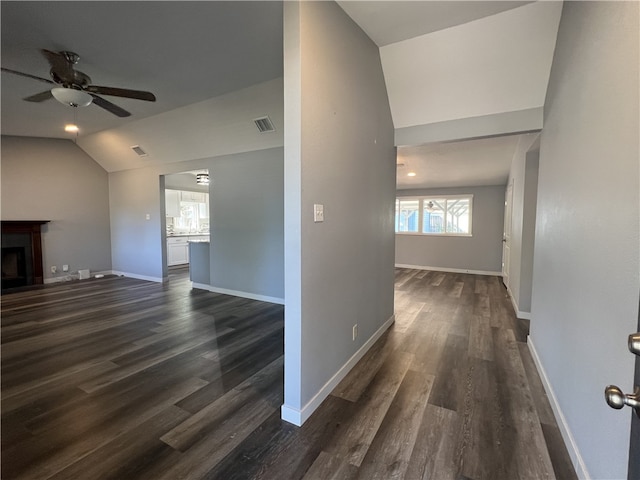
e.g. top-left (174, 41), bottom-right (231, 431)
top-left (502, 180), bottom-right (513, 289)
top-left (629, 293), bottom-right (640, 479)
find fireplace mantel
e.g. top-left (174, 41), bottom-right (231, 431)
top-left (1, 220), bottom-right (50, 288)
top-left (2, 220), bottom-right (50, 229)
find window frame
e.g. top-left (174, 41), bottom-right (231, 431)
top-left (395, 194), bottom-right (473, 237)
top-left (395, 197), bottom-right (421, 233)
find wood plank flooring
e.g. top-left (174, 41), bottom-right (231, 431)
top-left (1, 268), bottom-right (577, 479)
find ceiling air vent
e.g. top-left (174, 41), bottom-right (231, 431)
top-left (396, 163), bottom-right (405, 168)
top-left (131, 145), bottom-right (148, 157)
top-left (253, 116), bottom-right (275, 133)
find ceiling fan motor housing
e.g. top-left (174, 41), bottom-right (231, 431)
top-left (50, 68), bottom-right (91, 88)
top-left (61, 51), bottom-right (80, 64)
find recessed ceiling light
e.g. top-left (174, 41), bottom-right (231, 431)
top-left (407, 172), bottom-right (417, 177)
top-left (64, 124), bottom-right (79, 133)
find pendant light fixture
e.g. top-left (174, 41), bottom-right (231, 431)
top-left (51, 87), bottom-right (93, 107)
top-left (196, 173), bottom-right (210, 185)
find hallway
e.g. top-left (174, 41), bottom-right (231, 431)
top-left (221, 269), bottom-right (577, 479)
top-left (1, 269), bottom-right (576, 479)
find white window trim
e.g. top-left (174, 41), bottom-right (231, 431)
top-left (395, 194), bottom-right (473, 236)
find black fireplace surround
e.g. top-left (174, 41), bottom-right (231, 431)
top-left (1, 220), bottom-right (49, 290)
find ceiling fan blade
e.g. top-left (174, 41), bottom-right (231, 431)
top-left (1, 67), bottom-right (55, 85)
top-left (41, 49), bottom-right (75, 83)
top-left (85, 85), bottom-right (156, 102)
top-left (24, 90), bottom-right (53, 102)
top-left (90, 94), bottom-right (131, 117)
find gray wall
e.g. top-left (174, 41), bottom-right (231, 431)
top-left (531, 2), bottom-right (639, 478)
top-left (208, 148), bottom-right (283, 300)
top-left (109, 147), bottom-right (284, 300)
top-left (109, 166), bottom-right (165, 280)
top-left (1, 136), bottom-right (112, 279)
top-left (506, 133), bottom-right (540, 315)
top-left (395, 186), bottom-right (505, 273)
top-left (518, 149), bottom-right (539, 313)
top-left (283, 1), bottom-right (396, 421)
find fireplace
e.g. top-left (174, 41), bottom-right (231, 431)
top-left (2, 246), bottom-right (28, 289)
top-left (1, 221), bottom-right (49, 290)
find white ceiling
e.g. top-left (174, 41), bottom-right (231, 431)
top-left (1, 1), bottom-right (560, 189)
top-left (78, 78), bottom-right (284, 172)
top-left (396, 134), bottom-right (526, 190)
top-left (378, 1), bottom-right (562, 129)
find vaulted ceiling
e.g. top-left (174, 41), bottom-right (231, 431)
top-left (1, 1), bottom-right (562, 187)
top-left (337, 0), bottom-right (561, 189)
top-left (336, 1), bottom-right (534, 47)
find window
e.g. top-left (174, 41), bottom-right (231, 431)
top-left (395, 198), bottom-right (420, 233)
top-left (395, 195), bottom-right (472, 236)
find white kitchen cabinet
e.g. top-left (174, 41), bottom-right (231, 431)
top-left (167, 235), bottom-right (209, 266)
top-left (165, 189), bottom-right (181, 218)
top-left (181, 191), bottom-right (206, 203)
top-left (167, 237), bottom-right (189, 266)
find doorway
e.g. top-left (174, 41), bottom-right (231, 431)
top-left (161, 170), bottom-right (211, 279)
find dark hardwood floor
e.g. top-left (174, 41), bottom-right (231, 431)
top-left (1, 268), bottom-right (577, 479)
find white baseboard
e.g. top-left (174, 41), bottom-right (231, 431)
top-left (44, 270), bottom-right (113, 284)
top-left (44, 276), bottom-right (77, 284)
top-left (281, 313), bottom-right (396, 426)
top-left (528, 337), bottom-right (590, 480)
top-left (280, 403), bottom-right (303, 426)
top-left (505, 285), bottom-right (531, 320)
top-left (394, 263), bottom-right (501, 277)
top-left (111, 271), bottom-right (163, 283)
top-left (191, 282), bottom-right (284, 305)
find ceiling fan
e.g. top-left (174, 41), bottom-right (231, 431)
top-left (1, 49), bottom-right (156, 117)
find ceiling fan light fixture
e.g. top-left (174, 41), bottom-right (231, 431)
top-left (51, 87), bottom-right (93, 107)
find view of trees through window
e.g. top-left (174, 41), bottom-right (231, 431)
top-left (395, 195), bottom-right (472, 235)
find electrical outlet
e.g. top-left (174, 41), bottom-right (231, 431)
top-left (63, 264), bottom-right (69, 272)
top-left (352, 324), bottom-right (358, 341)
top-left (51, 265), bottom-right (57, 274)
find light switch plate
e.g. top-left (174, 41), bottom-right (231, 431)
top-left (313, 204), bottom-right (324, 223)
